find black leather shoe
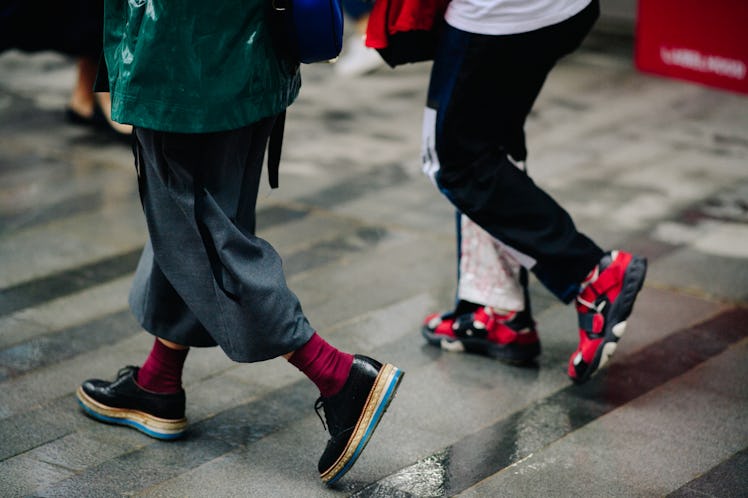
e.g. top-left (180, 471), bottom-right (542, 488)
top-left (316, 355), bottom-right (404, 485)
top-left (76, 366), bottom-right (187, 440)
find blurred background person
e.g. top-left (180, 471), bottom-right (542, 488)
top-left (0, 0), bottom-right (131, 136)
top-left (335, 0), bottom-right (386, 77)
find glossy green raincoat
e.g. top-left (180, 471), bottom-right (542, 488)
top-left (103, 0), bottom-right (300, 133)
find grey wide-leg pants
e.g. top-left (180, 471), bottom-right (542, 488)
top-left (128, 117), bottom-right (315, 362)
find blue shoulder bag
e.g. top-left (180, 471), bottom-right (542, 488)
top-left (272, 0), bottom-right (344, 64)
top-left (266, 0), bottom-right (344, 190)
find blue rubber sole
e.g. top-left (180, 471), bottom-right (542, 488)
top-left (76, 387), bottom-right (187, 440)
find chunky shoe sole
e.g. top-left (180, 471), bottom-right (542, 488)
top-left (573, 255), bottom-right (648, 384)
top-left (320, 364), bottom-right (404, 485)
top-left (421, 326), bottom-right (541, 364)
top-left (76, 386), bottom-right (187, 440)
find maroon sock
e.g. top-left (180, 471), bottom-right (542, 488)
top-left (288, 332), bottom-right (354, 398)
top-left (136, 339), bottom-right (189, 394)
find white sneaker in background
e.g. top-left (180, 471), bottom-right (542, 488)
top-left (334, 35), bottom-right (386, 77)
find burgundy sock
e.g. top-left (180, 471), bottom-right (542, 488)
top-left (288, 332), bottom-right (354, 398)
top-left (136, 339), bottom-right (189, 394)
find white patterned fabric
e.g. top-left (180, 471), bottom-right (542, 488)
top-left (457, 215), bottom-right (525, 311)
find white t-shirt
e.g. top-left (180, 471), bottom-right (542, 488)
top-left (445, 0), bottom-right (592, 35)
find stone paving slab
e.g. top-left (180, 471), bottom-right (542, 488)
top-left (669, 447), bottom-right (748, 498)
top-left (353, 308), bottom-right (748, 497)
top-left (460, 338), bottom-right (748, 497)
top-left (0, 277), bottom-right (132, 349)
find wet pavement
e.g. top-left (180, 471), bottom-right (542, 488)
top-left (1, 23), bottom-right (748, 498)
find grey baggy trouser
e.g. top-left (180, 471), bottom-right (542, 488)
top-left (128, 117), bottom-right (315, 362)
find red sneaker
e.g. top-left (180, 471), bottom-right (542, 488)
top-left (569, 250), bottom-right (647, 383)
top-left (422, 306), bottom-right (540, 363)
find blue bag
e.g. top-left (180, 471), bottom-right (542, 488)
top-left (272, 0), bottom-right (344, 64)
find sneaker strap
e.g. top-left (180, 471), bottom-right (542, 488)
top-left (491, 309), bottom-right (517, 323)
top-left (586, 269), bottom-right (620, 297)
top-left (578, 309), bottom-right (604, 334)
top-left (579, 251), bottom-right (627, 300)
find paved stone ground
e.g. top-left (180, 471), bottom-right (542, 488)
top-left (1, 24), bottom-right (747, 498)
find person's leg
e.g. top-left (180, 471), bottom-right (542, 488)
top-left (77, 251), bottom-right (200, 440)
top-left (426, 1), bottom-right (647, 382)
top-left (335, 1), bottom-right (384, 76)
top-left (137, 338), bottom-right (189, 393)
top-left (128, 121), bottom-right (315, 361)
top-left (129, 240), bottom-right (217, 348)
top-left (458, 216), bottom-right (525, 311)
top-left (76, 238), bottom-right (217, 437)
top-left (78, 117), bottom-right (403, 483)
top-left (428, 16), bottom-right (604, 302)
top-left (66, 56), bottom-right (133, 135)
top-left (285, 332), bottom-right (353, 397)
top-left (94, 92), bottom-right (133, 135)
top-left (68, 57), bottom-right (97, 118)
top-left (422, 214), bottom-right (540, 362)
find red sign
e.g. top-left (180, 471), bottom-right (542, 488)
top-left (635, 0), bottom-right (748, 94)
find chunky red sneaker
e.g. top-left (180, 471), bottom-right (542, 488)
top-left (422, 307), bottom-right (540, 363)
top-left (422, 311), bottom-right (458, 338)
top-left (569, 250), bottom-right (647, 384)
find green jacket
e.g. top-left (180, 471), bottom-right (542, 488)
top-left (103, 0), bottom-right (300, 133)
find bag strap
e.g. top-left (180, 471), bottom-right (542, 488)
top-left (267, 110), bottom-right (286, 189)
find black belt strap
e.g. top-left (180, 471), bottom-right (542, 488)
top-left (267, 110), bottom-right (286, 189)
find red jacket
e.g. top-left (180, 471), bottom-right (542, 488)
top-left (366, 0), bottom-right (449, 50)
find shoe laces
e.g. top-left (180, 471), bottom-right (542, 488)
top-left (116, 365), bottom-right (137, 379)
top-left (454, 306), bottom-right (489, 329)
top-left (314, 397), bottom-right (327, 432)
